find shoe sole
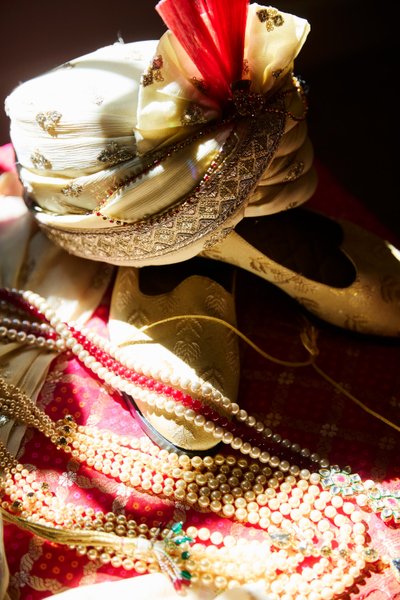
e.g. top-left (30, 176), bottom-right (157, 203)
top-left (122, 392), bottom-right (222, 457)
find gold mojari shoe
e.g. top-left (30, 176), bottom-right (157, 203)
top-left (202, 208), bottom-right (400, 337)
top-left (108, 260), bottom-right (239, 453)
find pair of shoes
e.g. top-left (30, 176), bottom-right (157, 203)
top-left (202, 207), bottom-right (400, 337)
top-left (108, 258), bottom-right (240, 454)
top-left (110, 208), bottom-right (400, 455)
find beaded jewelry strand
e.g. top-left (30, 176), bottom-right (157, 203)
top-left (0, 376), bottom-right (399, 597)
top-left (1, 287), bottom-right (400, 596)
top-left (0, 287), bottom-right (328, 468)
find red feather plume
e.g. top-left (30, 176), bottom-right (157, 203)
top-left (156, 0), bottom-right (249, 105)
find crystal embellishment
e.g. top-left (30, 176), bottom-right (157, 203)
top-left (0, 414), bottom-right (10, 427)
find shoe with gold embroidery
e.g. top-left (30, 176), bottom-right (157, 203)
top-left (108, 258), bottom-right (240, 453)
top-left (202, 208), bottom-right (400, 337)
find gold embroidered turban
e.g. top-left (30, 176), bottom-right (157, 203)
top-left (6, 1), bottom-right (315, 266)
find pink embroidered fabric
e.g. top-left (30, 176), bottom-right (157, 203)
top-left (2, 153), bottom-right (400, 598)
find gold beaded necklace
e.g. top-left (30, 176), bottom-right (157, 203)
top-left (1, 287), bottom-right (400, 595)
top-left (1, 376), bottom-right (399, 597)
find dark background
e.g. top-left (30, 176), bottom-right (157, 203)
top-left (1, 0), bottom-right (398, 235)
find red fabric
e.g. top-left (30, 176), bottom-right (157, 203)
top-left (0, 143), bottom-right (17, 174)
top-left (156, 0), bottom-right (233, 102)
top-left (3, 156), bottom-right (400, 598)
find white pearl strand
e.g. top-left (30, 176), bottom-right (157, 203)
top-left (0, 381), bottom-right (382, 600)
top-left (0, 288), bottom-right (331, 472)
top-left (0, 315), bottom-right (63, 352)
top-left (0, 292), bottom-right (391, 599)
top-left (19, 289), bottom-right (226, 400)
top-left (2, 435), bottom-right (373, 599)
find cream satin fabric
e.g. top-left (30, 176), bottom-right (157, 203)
top-left (0, 196), bottom-right (112, 455)
top-left (7, 4), bottom-right (312, 246)
top-left (136, 3), bottom-right (309, 152)
top-left (246, 118), bottom-right (317, 216)
top-left (0, 195), bottom-right (111, 599)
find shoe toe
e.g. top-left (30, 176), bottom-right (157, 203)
top-left (109, 265), bottom-right (239, 452)
top-left (336, 219), bottom-right (400, 336)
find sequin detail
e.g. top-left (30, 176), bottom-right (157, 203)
top-left (36, 111), bottom-right (62, 136)
top-left (97, 142), bottom-right (136, 166)
top-left (40, 107), bottom-right (286, 265)
top-left (31, 150), bottom-right (52, 170)
top-left (93, 96), bottom-right (104, 106)
top-left (181, 105), bottom-right (207, 126)
top-left (141, 55), bottom-right (164, 87)
top-left (256, 8), bottom-right (284, 31)
top-left (61, 183), bottom-right (84, 198)
top-left (232, 81), bottom-right (265, 117)
top-left (284, 161), bottom-right (304, 182)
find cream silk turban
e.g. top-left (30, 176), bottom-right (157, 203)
top-left (6, 2), bottom-right (315, 266)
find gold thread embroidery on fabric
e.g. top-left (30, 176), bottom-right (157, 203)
top-left (181, 104), bottom-right (207, 126)
top-left (141, 55), bottom-right (164, 87)
top-left (285, 200), bottom-right (300, 210)
top-left (0, 363), bottom-right (11, 383)
top-left (256, 8), bottom-right (284, 31)
top-left (79, 559), bottom-right (102, 584)
top-left (97, 142), bottom-right (136, 166)
top-left (343, 314), bottom-right (370, 333)
top-left (61, 182), bottom-right (83, 198)
top-left (141, 72), bottom-right (154, 87)
top-left (40, 103), bottom-right (286, 263)
top-left (36, 111), bottom-right (62, 136)
top-left (284, 160), bottom-right (305, 182)
top-left (232, 81), bottom-right (265, 117)
top-left (202, 226), bottom-right (235, 251)
top-left (381, 275), bottom-right (400, 303)
top-left (43, 114), bottom-right (284, 263)
top-left (9, 536), bottom-right (67, 594)
top-left (272, 68), bottom-right (284, 79)
top-left (30, 150), bottom-right (52, 170)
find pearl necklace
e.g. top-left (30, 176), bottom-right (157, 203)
top-left (1, 287), bottom-right (399, 526)
top-left (1, 287), bottom-right (400, 596)
top-left (0, 287), bottom-right (327, 470)
top-left (1, 376), bottom-right (399, 598)
top-left (0, 315), bottom-right (60, 351)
